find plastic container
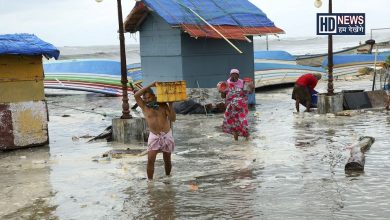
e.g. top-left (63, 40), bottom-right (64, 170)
top-left (243, 77), bottom-right (253, 83)
top-left (156, 81), bottom-right (187, 102)
top-left (217, 81), bottom-right (228, 92)
top-left (243, 77), bottom-right (254, 92)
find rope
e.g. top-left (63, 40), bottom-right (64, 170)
top-left (227, 0), bottom-right (283, 36)
top-left (176, 1), bottom-right (242, 53)
top-left (154, 0), bottom-right (202, 37)
top-left (176, 0), bottom-right (208, 38)
top-left (214, 0), bottom-right (251, 41)
top-left (48, 102), bottom-right (121, 117)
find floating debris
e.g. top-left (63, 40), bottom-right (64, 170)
top-left (102, 148), bottom-right (145, 159)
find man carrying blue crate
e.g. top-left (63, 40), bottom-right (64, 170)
top-left (134, 82), bottom-right (176, 181)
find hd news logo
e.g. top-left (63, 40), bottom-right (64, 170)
top-left (317, 13), bottom-right (365, 35)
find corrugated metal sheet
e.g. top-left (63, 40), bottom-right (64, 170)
top-left (181, 25), bottom-right (284, 40)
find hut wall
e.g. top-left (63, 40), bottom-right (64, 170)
top-left (181, 36), bottom-right (254, 88)
top-left (139, 13), bottom-right (254, 88)
top-left (0, 55), bottom-right (48, 150)
top-left (139, 13), bottom-right (183, 85)
top-left (0, 55), bottom-right (45, 102)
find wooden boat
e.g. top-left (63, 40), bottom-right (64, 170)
top-left (296, 40), bottom-right (390, 67)
top-left (254, 51), bottom-right (326, 88)
top-left (43, 59), bottom-right (142, 96)
top-left (322, 54), bottom-right (388, 78)
top-left (296, 43), bottom-right (373, 67)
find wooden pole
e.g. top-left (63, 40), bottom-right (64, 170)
top-left (345, 136), bottom-right (375, 172)
top-left (117, 0), bottom-right (132, 119)
top-left (327, 0), bottom-right (334, 96)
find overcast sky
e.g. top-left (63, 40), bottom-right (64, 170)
top-left (0, 0), bottom-right (388, 46)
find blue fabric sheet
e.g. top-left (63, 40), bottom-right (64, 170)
top-left (0, 33), bottom-right (59, 59)
top-left (142, 0), bottom-right (277, 27)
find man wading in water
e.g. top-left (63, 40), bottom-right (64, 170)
top-left (134, 82), bottom-right (176, 181)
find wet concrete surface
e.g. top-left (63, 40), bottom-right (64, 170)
top-left (1, 79), bottom-right (390, 219)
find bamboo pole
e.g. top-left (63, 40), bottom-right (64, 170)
top-left (177, 2), bottom-right (243, 54)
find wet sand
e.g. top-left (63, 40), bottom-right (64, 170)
top-left (1, 79), bottom-right (390, 219)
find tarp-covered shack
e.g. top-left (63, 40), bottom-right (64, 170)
top-left (0, 33), bottom-right (59, 150)
top-left (124, 0), bottom-right (284, 87)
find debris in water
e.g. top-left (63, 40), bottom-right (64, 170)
top-left (102, 148), bottom-right (145, 159)
top-left (79, 134), bottom-right (94, 138)
top-left (189, 183), bottom-right (199, 191)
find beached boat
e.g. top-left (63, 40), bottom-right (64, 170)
top-left (322, 54), bottom-right (388, 78)
top-left (296, 40), bottom-right (390, 67)
top-left (254, 51), bottom-right (326, 88)
top-left (43, 59), bottom-right (142, 96)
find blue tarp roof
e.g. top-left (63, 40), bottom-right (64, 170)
top-left (0, 34), bottom-right (59, 59)
top-left (254, 51), bottom-right (296, 61)
top-left (142, 0), bottom-right (276, 27)
top-left (322, 54), bottom-right (388, 67)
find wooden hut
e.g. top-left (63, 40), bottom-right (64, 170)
top-left (0, 34), bottom-right (59, 150)
top-left (124, 0), bottom-right (284, 88)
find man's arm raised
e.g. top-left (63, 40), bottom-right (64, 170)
top-left (134, 82), bottom-right (156, 109)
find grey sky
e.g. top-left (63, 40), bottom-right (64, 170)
top-left (0, 0), bottom-right (388, 46)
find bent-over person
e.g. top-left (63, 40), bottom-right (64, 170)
top-left (292, 73), bottom-right (322, 112)
top-left (134, 82), bottom-right (176, 180)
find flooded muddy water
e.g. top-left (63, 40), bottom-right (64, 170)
top-left (1, 79), bottom-right (390, 219)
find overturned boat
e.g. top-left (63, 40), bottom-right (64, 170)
top-left (43, 59), bottom-right (142, 96)
top-left (296, 40), bottom-right (390, 67)
top-left (254, 51), bottom-right (326, 88)
top-left (322, 53), bottom-right (389, 78)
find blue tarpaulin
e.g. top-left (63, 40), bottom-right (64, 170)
top-left (142, 0), bottom-right (276, 27)
top-left (0, 33), bottom-right (59, 59)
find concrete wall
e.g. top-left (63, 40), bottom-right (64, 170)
top-left (139, 13), bottom-right (255, 88)
top-left (0, 55), bottom-right (48, 150)
top-left (112, 117), bottom-right (149, 144)
top-left (0, 101), bottom-right (49, 150)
